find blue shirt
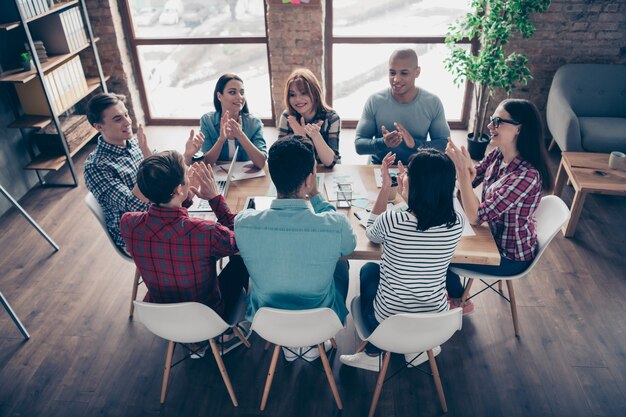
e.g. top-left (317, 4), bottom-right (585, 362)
top-left (199, 111), bottom-right (267, 161)
top-left (234, 194), bottom-right (357, 322)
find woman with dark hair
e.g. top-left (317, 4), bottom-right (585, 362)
top-left (278, 68), bottom-right (341, 168)
top-left (445, 98), bottom-right (553, 313)
top-left (199, 73), bottom-right (267, 168)
top-left (340, 149), bottom-right (464, 371)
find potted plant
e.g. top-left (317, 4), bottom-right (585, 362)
top-left (20, 52), bottom-right (32, 71)
top-left (445, 0), bottom-right (550, 160)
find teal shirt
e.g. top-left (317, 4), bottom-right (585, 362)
top-left (199, 111), bottom-right (267, 161)
top-left (355, 87), bottom-right (450, 164)
top-left (235, 194), bottom-right (357, 322)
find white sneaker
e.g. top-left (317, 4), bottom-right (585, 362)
top-left (339, 351), bottom-right (381, 372)
top-left (282, 346), bottom-right (300, 362)
top-left (405, 346), bottom-right (441, 368)
top-left (302, 340), bottom-right (333, 362)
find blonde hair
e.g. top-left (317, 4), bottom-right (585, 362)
top-left (283, 68), bottom-right (332, 117)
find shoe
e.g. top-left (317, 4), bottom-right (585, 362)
top-left (282, 346), bottom-right (299, 362)
top-left (339, 351), bottom-right (381, 372)
top-left (448, 297), bottom-right (475, 314)
top-left (405, 345), bottom-right (441, 368)
top-left (188, 343), bottom-right (208, 359)
top-left (302, 340), bottom-right (333, 362)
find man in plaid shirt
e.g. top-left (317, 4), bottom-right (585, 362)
top-left (120, 150), bottom-right (248, 319)
top-left (84, 93), bottom-right (203, 252)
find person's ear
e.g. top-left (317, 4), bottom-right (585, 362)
top-left (217, 92), bottom-right (224, 103)
top-left (415, 66), bottom-right (421, 78)
top-left (93, 122), bottom-right (103, 133)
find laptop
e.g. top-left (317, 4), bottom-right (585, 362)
top-left (188, 146), bottom-right (239, 212)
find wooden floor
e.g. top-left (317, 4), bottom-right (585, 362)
top-left (1, 134), bottom-right (625, 417)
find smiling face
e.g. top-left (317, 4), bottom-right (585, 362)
top-left (288, 79), bottom-right (316, 120)
top-left (487, 105), bottom-right (521, 151)
top-left (94, 102), bottom-right (133, 146)
top-left (388, 57), bottom-right (420, 102)
top-left (217, 79), bottom-right (246, 115)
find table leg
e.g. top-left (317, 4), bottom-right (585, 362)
top-left (562, 190), bottom-right (587, 238)
top-left (553, 158), bottom-right (568, 197)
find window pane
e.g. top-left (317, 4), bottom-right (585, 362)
top-left (332, 43), bottom-right (468, 121)
top-left (137, 44), bottom-right (271, 118)
top-left (333, 0), bottom-right (470, 37)
top-left (128, 0), bottom-right (266, 38)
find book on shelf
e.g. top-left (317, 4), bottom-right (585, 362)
top-left (24, 40), bottom-right (49, 63)
top-left (29, 7), bottom-right (87, 54)
top-left (32, 114), bottom-right (96, 155)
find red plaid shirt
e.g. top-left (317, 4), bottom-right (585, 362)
top-left (473, 149), bottom-right (542, 261)
top-left (121, 195), bottom-right (238, 316)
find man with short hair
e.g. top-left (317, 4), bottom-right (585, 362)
top-left (84, 93), bottom-right (202, 252)
top-left (120, 150), bottom-right (248, 321)
top-left (235, 136), bottom-right (356, 359)
top-left (354, 48), bottom-right (451, 164)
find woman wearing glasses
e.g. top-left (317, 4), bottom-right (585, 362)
top-left (445, 99), bottom-right (553, 313)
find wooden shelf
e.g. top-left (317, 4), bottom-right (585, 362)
top-left (0, 37), bottom-right (100, 84)
top-left (7, 75), bottom-right (110, 129)
top-left (0, 1), bottom-right (79, 31)
top-left (25, 125), bottom-right (97, 171)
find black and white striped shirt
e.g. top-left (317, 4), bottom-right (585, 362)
top-left (366, 210), bottom-right (464, 323)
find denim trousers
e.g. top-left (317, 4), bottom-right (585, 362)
top-left (359, 262), bottom-right (383, 355)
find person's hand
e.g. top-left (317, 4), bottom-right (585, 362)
top-left (183, 129), bottom-right (204, 164)
top-left (309, 165), bottom-right (319, 197)
top-left (136, 123), bottom-right (151, 158)
top-left (303, 121), bottom-right (323, 143)
top-left (189, 162), bottom-right (219, 200)
top-left (220, 111), bottom-right (235, 141)
top-left (394, 122), bottom-right (415, 149)
top-left (287, 115), bottom-right (307, 137)
top-left (397, 160), bottom-right (408, 201)
top-left (380, 152), bottom-right (396, 189)
top-left (225, 116), bottom-right (244, 139)
top-left (445, 138), bottom-right (475, 182)
top-left (382, 125), bottom-right (402, 148)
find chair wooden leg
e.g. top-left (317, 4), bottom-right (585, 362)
top-left (264, 340), bottom-right (271, 351)
top-left (498, 280), bottom-right (503, 293)
top-left (129, 268), bottom-right (141, 319)
top-left (547, 138), bottom-right (557, 152)
top-left (232, 326), bottom-right (251, 348)
top-left (209, 339), bottom-right (238, 407)
top-left (160, 341), bottom-right (174, 404)
top-left (368, 351), bottom-right (391, 417)
top-left (319, 343), bottom-right (343, 409)
top-left (330, 338), bottom-right (337, 350)
top-left (506, 281), bottom-right (520, 337)
top-left (428, 349), bottom-right (447, 413)
top-left (260, 344), bottom-right (281, 411)
top-left (461, 278), bottom-right (475, 305)
top-left (356, 340), bottom-right (369, 353)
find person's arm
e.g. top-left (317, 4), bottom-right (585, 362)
top-left (427, 98), bottom-right (451, 151)
top-left (305, 121), bottom-right (336, 168)
top-left (354, 97), bottom-right (387, 155)
top-left (208, 222), bottom-right (239, 258)
top-left (320, 112), bottom-right (341, 168)
top-left (85, 163), bottom-right (150, 214)
top-left (136, 124), bottom-right (151, 159)
top-left (446, 139), bottom-right (479, 224)
top-left (203, 112), bottom-right (230, 165)
top-left (339, 215), bottom-right (357, 256)
top-left (182, 129), bottom-right (204, 166)
top-left (476, 171), bottom-right (541, 225)
top-left (227, 116), bottom-right (266, 169)
top-left (189, 162), bottom-right (237, 228)
top-left (371, 152), bottom-right (395, 215)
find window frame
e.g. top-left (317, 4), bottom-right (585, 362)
top-left (120, 1), bottom-right (275, 126)
top-left (324, 0), bottom-right (475, 129)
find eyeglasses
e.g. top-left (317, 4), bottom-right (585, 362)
top-left (490, 116), bottom-right (521, 129)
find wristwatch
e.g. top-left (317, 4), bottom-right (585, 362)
top-left (191, 151), bottom-right (204, 163)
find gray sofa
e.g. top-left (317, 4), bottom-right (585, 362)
top-left (546, 64), bottom-right (626, 153)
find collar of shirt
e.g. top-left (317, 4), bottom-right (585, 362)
top-left (148, 204), bottom-right (189, 218)
top-left (97, 135), bottom-right (135, 156)
top-left (270, 198), bottom-right (311, 211)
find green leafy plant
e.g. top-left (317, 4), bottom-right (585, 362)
top-left (445, 0), bottom-right (550, 137)
top-left (20, 52), bottom-right (32, 62)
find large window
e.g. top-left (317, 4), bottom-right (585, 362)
top-left (327, 0), bottom-right (473, 128)
top-left (123, 0), bottom-right (272, 124)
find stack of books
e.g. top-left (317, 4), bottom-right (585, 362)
top-left (32, 114), bottom-right (96, 155)
top-left (15, 0), bottom-right (51, 19)
top-left (24, 40), bottom-right (49, 63)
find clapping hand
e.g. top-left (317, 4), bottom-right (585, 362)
top-left (287, 115), bottom-right (307, 137)
top-left (394, 122), bottom-right (415, 148)
top-left (137, 123), bottom-right (151, 158)
top-left (396, 160), bottom-right (408, 201)
top-left (220, 111), bottom-right (235, 141)
top-left (225, 116), bottom-right (244, 140)
top-left (381, 125), bottom-right (402, 148)
top-left (445, 138), bottom-right (476, 182)
top-left (189, 162), bottom-right (219, 201)
top-left (303, 120), bottom-right (324, 142)
top-left (183, 129), bottom-right (204, 164)
top-left (380, 152), bottom-right (396, 189)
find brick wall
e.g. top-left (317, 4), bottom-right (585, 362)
top-left (82, 0), bottom-right (144, 126)
top-left (491, 0), bottom-right (626, 132)
top-left (265, 0), bottom-right (325, 125)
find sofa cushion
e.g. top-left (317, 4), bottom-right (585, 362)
top-left (579, 117), bottom-right (626, 153)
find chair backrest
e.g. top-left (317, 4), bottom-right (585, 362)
top-left (134, 301), bottom-right (230, 344)
top-left (367, 307), bottom-right (463, 355)
top-left (84, 192), bottom-right (131, 260)
top-left (251, 307), bottom-right (343, 348)
top-left (530, 195), bottom-right (570, 267)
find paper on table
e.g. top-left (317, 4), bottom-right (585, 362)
top-left (454, 198), bottom-right (475, 236)
top-left (230, 161), bottom-right (266, 181)
top-left (324, 172), bottom-right (367, 201)
top-left (374, 167), bottom-right (400, 188)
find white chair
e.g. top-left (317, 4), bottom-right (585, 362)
top-left (350, 296), bottom-right (462, 416)
top-left (84, 192), bottom-right (142, 319)
top-left (251, 307), bottom-right (344, 411)
top-left (451, 195), bottom-right (570, 337)
top-left (133, 297), bottom-right (250, 406)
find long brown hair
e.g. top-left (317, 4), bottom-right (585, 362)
top-left (283, 68), bottom-right (332, 118)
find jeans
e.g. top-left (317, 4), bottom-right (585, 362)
top-left (359, 262), bottom-right (383, 355)
top-left (446, 256), bottom-right (533, 299)
top-left (218, 255), bottom-right (250, 320)
top-left (334, 259), bottom-right (350, 304)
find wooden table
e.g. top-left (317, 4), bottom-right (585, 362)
top-left (222, 164), bottom-right (500, 265)
top-left (553, 152), bottom-right (626, 237)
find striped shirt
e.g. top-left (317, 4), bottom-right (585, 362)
top-left (366, 210), bottom-right (463, 323)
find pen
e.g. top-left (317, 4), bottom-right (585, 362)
top-left (353, 212), bottom-right (362, 220)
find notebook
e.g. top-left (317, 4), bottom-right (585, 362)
top-left (188, 147), bottom-right (239, 212)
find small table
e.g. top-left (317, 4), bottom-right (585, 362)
top-left (553, 152), bottom-right (626, 237)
